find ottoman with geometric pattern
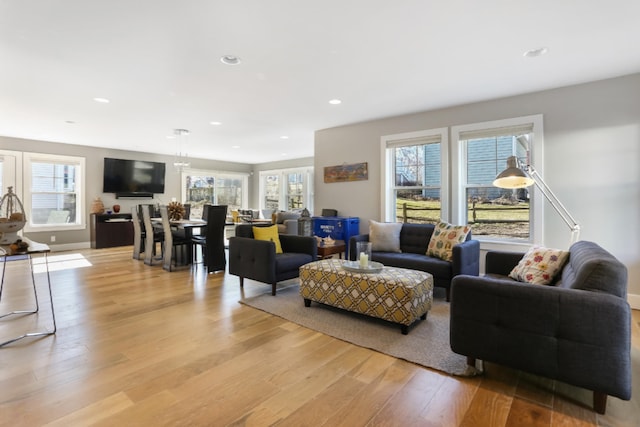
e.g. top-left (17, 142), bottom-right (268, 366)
top-left (299, 259), bottom-right (433, 334)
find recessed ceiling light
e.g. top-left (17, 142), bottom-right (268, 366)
top-left (232, 145), bottom-right (240, 149)
top-left (329, 99), bottom-right (342, 105)
top-left (210, 121), bottom-right (222, 126)
top-left (221, 55), bottom-right (241, 65)
top-left (93, 97), bottom-right (110, 103)
top-left (280, 135), bottom-right (289, 139)
top-left (65, 120), bottom-right (76, 124)
top-left (523, 47), bottom-right (548, 58)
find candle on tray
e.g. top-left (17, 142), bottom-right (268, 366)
top-left (359, 252), bottom-right (368, 268)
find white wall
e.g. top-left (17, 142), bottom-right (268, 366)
top-left (314, 73), bottom-right (640, 306)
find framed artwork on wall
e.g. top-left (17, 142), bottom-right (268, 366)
top-left (324, 162), bottom-right (368, 183)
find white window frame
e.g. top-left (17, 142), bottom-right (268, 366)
top-left (180, 168), bottom-right (249, 209)
top-left (451, 114), bottom-right (544, 249)
top-left (258, 166), bottom-right (314, 212)
top-left (0, 150), bottom-right (23, 198)
top-left (23, 152), bottom-right (86, 232)
top-left (380, 128), bottom-right (449, 222)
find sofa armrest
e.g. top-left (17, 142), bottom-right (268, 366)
top-left (348, 234), bottom-right (370, 261)
top-left (280, 234), bottom-right (318, 259)
top-left (485, 251), bottom-right (525, 276)
top-left (451, 239), bottom-right (480, 277)
top-left (228, 236), bottom-right (277, 282)
top-left (450, 275), bottom-right (632, 400)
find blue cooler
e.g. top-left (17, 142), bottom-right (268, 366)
top-left (313, 216), bottom-right (360, 243)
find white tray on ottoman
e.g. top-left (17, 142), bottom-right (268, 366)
top-left (299, 259), bottom-right (433, 334)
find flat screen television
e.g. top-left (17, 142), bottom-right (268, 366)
top-left (103, 157), bottom-right (166, 196)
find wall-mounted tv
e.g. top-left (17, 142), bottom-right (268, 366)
top-left (103, 157), bottom-right (166, 197)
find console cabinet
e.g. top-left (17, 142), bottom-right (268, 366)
top-left (90, 213), bottom-right (134, 249)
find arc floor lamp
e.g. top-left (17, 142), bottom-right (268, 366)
top-left (493, 135), bottom-right (581, 244)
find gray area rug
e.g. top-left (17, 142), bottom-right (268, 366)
top-left (240, 284), bottom-right (482, 377)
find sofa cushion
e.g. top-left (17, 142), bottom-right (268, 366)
top-left (399, 223), bottom-right (435, 254)
top-left (426, 221), bottom-right (471, 261)
top-left (509, 246), bottom-right (569, 285)
top-left (253, 225), bottom-right (283, 253)
top-left (369, 220), bottom-right (402, 252)
top-left (372, 252), bottom-right (452, 280)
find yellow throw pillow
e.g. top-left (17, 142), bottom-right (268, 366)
top-left (426, 221), bottom-right (471, 261)
top-left (253, 225), bottom-right (283, 254)
top-left (509, 246), bottom-right (569, 285)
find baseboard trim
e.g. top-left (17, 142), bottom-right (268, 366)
top-left (48, 242), bottom-right (91, 252)
top-left (628, 293), bottom-right (640, 310)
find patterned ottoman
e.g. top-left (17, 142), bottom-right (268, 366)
top-left (299, 259), bottom-right (433, 334)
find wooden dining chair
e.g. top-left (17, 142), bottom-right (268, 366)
top-left (141, 204), bottom-right (163, 266)
top-left (191, 204), bottom-right (211, 266)
top-left (131, 205), bottom-right (145, 260)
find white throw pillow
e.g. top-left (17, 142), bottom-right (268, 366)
top-left (369, 220), bottom-right (402, 252)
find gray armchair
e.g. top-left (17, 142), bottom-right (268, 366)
top-left (228, 224), bottom-right (317, 295)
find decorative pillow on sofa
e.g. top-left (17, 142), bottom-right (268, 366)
top-left (509, 246), bottom-right (569, 285)
top-left (369, 220), bottom-right (402, 252)
top-left (426, 221), bottom-right (471, 261)
top-left (253, 225), bottom-right (283, 254)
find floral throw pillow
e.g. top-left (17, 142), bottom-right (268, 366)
top-left (509, 246), bottom-right (569, 285)
top-left (426, 221), bottom-right (471, 261)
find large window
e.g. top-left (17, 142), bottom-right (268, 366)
top-left (381, 129), bottom-right (448, 223)
top-left (452, 115), bottom-right (543, 244)
top-left (23, 152), bottom-right (85, 231)
top-left (182, 170), bottom-right (248, 219)
top-left (259, 167), bottom-right (314, 212)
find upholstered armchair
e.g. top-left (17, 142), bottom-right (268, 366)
top-left (228, 224), bottom-right (317, 295)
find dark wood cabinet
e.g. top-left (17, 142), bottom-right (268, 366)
top-left (90, 213), bottom-right (134, 249)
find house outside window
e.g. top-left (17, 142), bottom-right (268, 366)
top-left (452, 115), bottom-right (544, 244)
top-left (381, 129), bottom-right (448, 223)
top-left (23, 152), bottom-right (85, 231)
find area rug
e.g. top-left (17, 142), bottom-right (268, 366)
top-left (240, 284), bottom-right (482, 377)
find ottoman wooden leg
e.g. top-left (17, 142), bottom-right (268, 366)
top-left (304, 298), bottom-right (311, 307)
top-left (401, 325), bottom-right (409, 335)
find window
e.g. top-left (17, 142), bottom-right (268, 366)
top-left (381, 129), bottom-right (448, 223)
top-left (452, 115), bottom-right (543, 243)
top-left (182, 170), bottom-right (248, 219)
top-left (259, 167), bottom-right (314, 212)
top-left (24, 152), bottom-right (85, 231)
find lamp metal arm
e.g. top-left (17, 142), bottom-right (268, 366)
top-left (524, 165), bottom-right (581, 244)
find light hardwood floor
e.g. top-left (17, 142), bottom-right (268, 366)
top-left (1, 246), bottom-right (638, 426)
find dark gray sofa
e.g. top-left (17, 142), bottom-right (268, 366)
top-left (349, 223), bottom-right (480, 301)
top-left (449, 240), bottom-right (631, 414)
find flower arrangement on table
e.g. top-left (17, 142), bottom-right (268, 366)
top-left (167, 201), bottom-right (185, 221)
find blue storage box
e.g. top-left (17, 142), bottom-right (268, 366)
top-left (313, 216), bottom-right (360, 243)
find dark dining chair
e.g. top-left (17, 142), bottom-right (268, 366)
top-left (203, 205), bottom-right (228, 273)
top-left (159, 205), bottom-right (191, 271)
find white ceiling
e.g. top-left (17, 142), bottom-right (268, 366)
top-left (1, 1), bottom-right (639, 164)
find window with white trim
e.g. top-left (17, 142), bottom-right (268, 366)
top-left (259, 167), bottom-right (314, 212)
top-left (451, 115), bottom-right (543, 243)
top-left (381, 129), bottom-right (448, 223)
top-left (182, 169), bottom-right (248, 219)
top-left (24, 152), bottom-right (85, 231)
